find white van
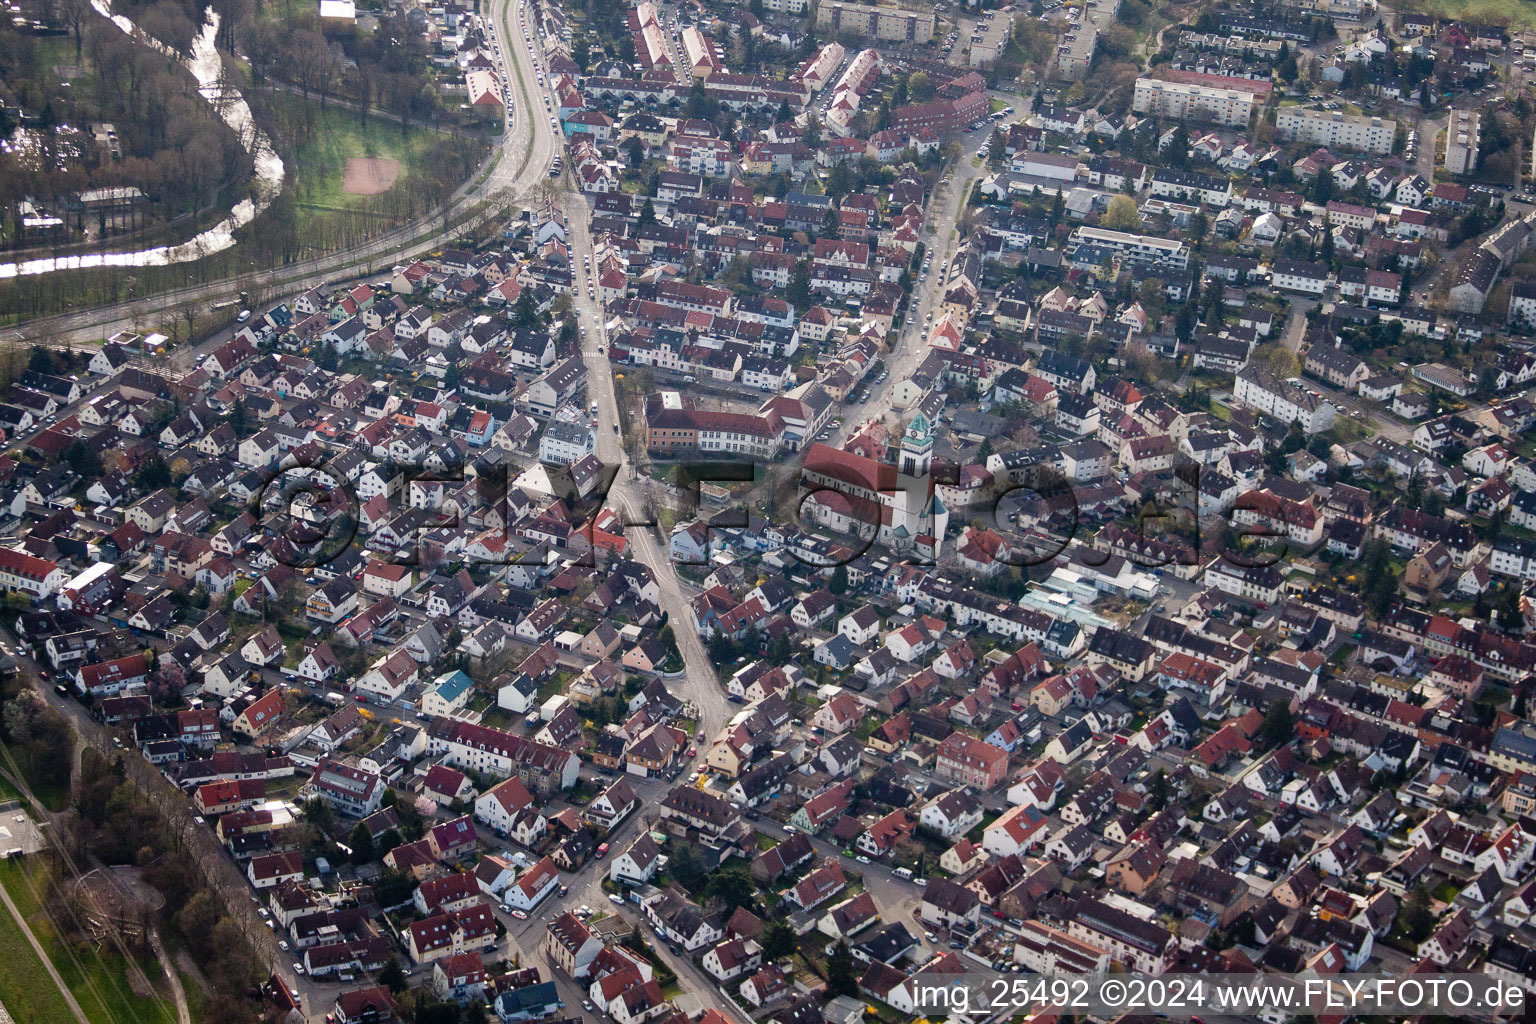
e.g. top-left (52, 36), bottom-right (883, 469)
top-left (894, 867), bottom-right (914, 880)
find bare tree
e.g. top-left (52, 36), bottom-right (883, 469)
top-left (56, 0), bottom-right (93, 62)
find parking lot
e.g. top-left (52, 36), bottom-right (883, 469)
top-left (0, 804), bottom-right (45, 860)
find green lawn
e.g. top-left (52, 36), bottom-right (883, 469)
top-left (1426, 0), bottom-right (1536, 32)
top-left (264, 93), bottom-right (451, 211)
top-left (181, 972), bottom-right (207, 1024)
top-left (0, 858), bottom-right (179, 1024)
top-left (0, 872), bottom-right (81, 1024)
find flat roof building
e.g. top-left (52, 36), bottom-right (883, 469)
top-left (1275, 107), bottom-right (1397, 154)
top-left (1132, 78), bottom-right (1256, 128)
top-left (1445, 109), bottom-right (1481, 175)
top-left (814, 1), bottom-right (934, 44)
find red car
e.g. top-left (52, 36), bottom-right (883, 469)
top-left (687, 747), bottom-right (697, 758)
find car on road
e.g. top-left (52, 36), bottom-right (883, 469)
top-left (583, 1002), bottom-right (595, 1012)
top-left (511, 909), bottom-right (529, 920)
top-left (279, 940), bottom-right (290, 950)
top-left (914, 877), bottom-right (927, 887)
top-left (925, 932), bottom-right (938, 942)
top-left (609, 894), bottom-right (626, 906)
top-left (856, 855), bottom-right (871, 864)
top-left (293, 963), bottom-right (305, 976)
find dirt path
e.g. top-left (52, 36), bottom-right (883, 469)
top-left (148, 927), bottom-right (191, 1024)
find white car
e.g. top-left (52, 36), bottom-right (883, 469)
top-left (609, 894), bottom-right (626, 906)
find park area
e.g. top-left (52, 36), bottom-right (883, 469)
top-left (1421, 0), bottom-right (1536, 32)
top-left (0, 856), bottom-right (184, 1024)
top-left (261, 93), bottom-right (482, 218)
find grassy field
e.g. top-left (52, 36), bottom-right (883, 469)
top-left (263, 93), bottom-right (454, 211)
top-left (0, 865), bottom-right (81, 1024)
top-left (0, 857), bottom-right (179, 1024)
top-left (1423, 0), bottom-right (1536, 32)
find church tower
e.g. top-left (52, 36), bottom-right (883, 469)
top-left (899, 412), bottom-right (933, 477)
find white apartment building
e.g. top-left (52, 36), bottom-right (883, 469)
top-left (1132, 78), bottom-right (1256, 128)
top-left (1056, 26), bottom-right (1098, 81)
top-left (1068, 225), bottom-right (1189, 270)
top-left (1445, 109), bottom-right (1481, 175)
top-left (1275, 107), bottom-right (1397, 154)
top-left (1233, 363), bottom-right (1337, 434)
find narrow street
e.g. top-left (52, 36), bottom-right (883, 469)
top-left (835, 128), bottom-right (996, 444)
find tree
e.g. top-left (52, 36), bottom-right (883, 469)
top-left (1175, 301), bottom-right (1199, 343)
top-left (1164, 125), bottom-right (1189, 168)
top-left (348, 822), bottom-right (375, 864)
top-left (1399, 887), bottom-right (1434, 942)
top-left (511, 289), bottom-right (541, 328)
top-left (762, 920), bottom-right (796, 960)
top-left (57, 0), bottom-right (92, 61)
top-left (64, 440), bottom-right (103, 477)
top-left (379, 956), bottom-right (408, 993)
top-left (829, 565), bottom-right (848, 595)
top-left (1360, 537), bottom-right (1398, 620)
top-left (1277, 42), bottom-right (1299, 82)
top-left (1147, 770), bottom-right (1168, 810)
top-left (705, 866), bottom-right (756, 916)
top-left (776, 99), bottom-right (793, 124)
top-left (707, 632), bottom-right (738, 666)
top-left (625, 136), bottom-right (645, 170)
top-left (135, 454), bottom-right (172, 490)
top-left (1101, 194), bottom-right (1142, 232)
top-left (788, 260), bottom-right (813, 311)
top-left (827, 941), bottom-right (859, 996)
top-left (908, 71), bottom-right (935, 102)
top-left (1260, 700), bottom-right (1294, 749)
top-left (1309, 170), bottom-right (1334, 205)
top-left (769, 631), bottom-right (792, 666)
top-left (638, 199), bottom-right (656, 228)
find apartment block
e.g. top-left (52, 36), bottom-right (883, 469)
top-left (814, 1), bottom-right (934, 44)
top-left (1066, 226), bottom-right (1190, 271)
top-left (1444, 109), bottom-right (1481, 175)
top-left (1275, 107), bottom-right (1397, 154)
top-left (969, 13), bottom-right (1013, 68)
top-left (1056, 26), bottom-right (1098, 81)
top-left (1132, 78), bottom-right (1256, 128)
